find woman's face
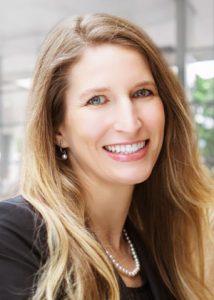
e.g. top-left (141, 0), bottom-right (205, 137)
top-left (56, 44), bottom-right (165, 187)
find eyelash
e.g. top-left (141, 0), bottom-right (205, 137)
top-left (87, 95), bottom-right (107, 106)
top-left (86, 89), bottom-right (153, 106)
top-left (133, 88), bottom-right (153, 98)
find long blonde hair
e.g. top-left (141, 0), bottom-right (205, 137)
top-left (21, 13), bottom-right (214, 299)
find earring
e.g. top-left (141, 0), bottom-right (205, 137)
top-left (60, 146), bottom-right (68, 160)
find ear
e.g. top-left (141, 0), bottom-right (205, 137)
top-left (54, 129), bottom-right (68, 148)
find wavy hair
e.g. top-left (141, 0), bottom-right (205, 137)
top-left (21, 13), bottom-right (214, 299)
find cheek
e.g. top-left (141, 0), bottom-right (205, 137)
top-left (159, 105), bottom-right (165, 132)
top-left (155, 108), bottom-right (165, 132)
top-left (143, 101), bottom-right (165, 131)
top-left (69, 113), bottom-right (109, 144)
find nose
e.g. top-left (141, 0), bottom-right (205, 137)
top-left (113, 98), bottom-right (142, 133)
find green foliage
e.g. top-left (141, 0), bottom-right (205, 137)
top-left (191, 75), bottom-right (214, 169)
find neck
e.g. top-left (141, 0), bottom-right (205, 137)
top-left (84, 181), bottom-right (134, 250)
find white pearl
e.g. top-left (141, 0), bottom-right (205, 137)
top-left (62, 153), bottom-right (67, 160)
top-left (104, 229), bottom-right (140, 277)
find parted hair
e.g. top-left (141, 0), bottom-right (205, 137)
top-left (21, 13), bottom-right (214, 300)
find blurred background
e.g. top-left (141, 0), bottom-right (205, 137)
top-left (0, 0), bottom-right (213, 198)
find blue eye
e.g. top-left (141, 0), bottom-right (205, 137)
top-left (87, 95), bottom-right (106, 105)
top-left (133, 89), bottom-right (152, 98)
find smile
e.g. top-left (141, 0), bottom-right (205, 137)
top-left (103, 141), bottom-right (147, 154)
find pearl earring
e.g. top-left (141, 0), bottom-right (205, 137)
top-left (60, 146), bottom-right (68, 160)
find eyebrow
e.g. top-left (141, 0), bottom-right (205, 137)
top-left (79, 87), bottom-right (111, 99)
top-left (79, 80), bottom-right (157, 99)
top-left (134, 80), bottom-right (157, 89)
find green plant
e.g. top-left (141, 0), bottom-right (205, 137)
top-left (191, 75), bottom-right (214, 170)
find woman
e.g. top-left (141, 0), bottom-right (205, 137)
top-left (0, 13), bottom-right (213, 300)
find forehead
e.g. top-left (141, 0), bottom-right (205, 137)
top-left (66, 43), bottom-right (154, 91)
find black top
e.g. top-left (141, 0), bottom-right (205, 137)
top-left (121, 281), bottom-right (154, 300)
top-left (125, 284), bottom-right (154, 300)
top-left (0, 196), bottom-right (174, 300)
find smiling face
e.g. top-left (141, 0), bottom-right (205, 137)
top-left (56, 44), bottom-right (165, 188)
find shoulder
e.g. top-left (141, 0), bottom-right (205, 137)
top-left (0, 194), bottom-right (37, 220)
top-left (0, 195), bottom-right (47, 299)
top-left (0, 195), bottom-right (42, 235)
top-left (0, 195), bottom-right (47, 262)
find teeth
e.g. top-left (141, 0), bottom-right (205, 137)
top-left (105, 141), bottom-right (146, 154)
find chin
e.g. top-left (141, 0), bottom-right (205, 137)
top-left (118, 169), bottom-right (153, 185)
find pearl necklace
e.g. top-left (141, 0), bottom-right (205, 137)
top-left (104, 229), bottom-right (140, 277)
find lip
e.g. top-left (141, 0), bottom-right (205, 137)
top-left (103, 139), bottom-right (146, 147)
top-left (103, 140), bottom-right (149, 162)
